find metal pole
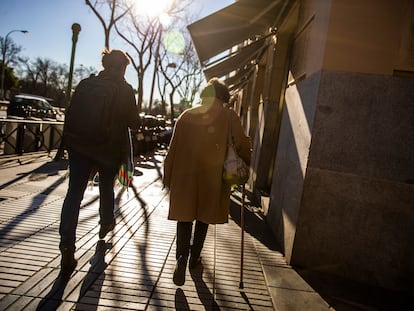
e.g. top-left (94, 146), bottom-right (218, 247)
top-left (1, 29), bottom-right (28, 100)
top-left (239, 184), bottom-right (246, 289)
top-left (54, 23), bottom-right (81, 161)
top-left (65, 23), bottom-right (81, 107)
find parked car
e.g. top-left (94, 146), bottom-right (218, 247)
top-left (7, 94), bottom-right (56, 120)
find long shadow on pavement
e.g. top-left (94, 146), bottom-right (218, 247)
top-left (174, 288), bottom-right (190, 310)
top-left (74, 240), bottom-right (112, 310)
top-left (190, 265), bottom-right (220, 310)
top-left (36, 240), bottom-right (112, 311)
top-left (0, 160), bottom-right (68, 247)
top-left (229, 188), bottom-right (281, 252)
top-left (35, 273), bottom-right (71, 311)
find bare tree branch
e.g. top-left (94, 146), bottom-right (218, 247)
top-left (85, 0), bottom-right (132, 49)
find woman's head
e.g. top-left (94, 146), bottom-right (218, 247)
top-left (200, 78), bottom-right (230, 103)
top-left (101, 49), bottom-right (130, 74)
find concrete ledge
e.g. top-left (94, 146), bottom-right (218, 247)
top-left (262, 265), bottom-right (331, 310)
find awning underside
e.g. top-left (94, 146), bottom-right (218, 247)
top-left (188, 0), bottom-right (285, 64)
top-left (188, 0), bottom-right (287, 92)
top-left (203, 39), bottom-right (266, 80)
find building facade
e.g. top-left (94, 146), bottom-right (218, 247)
top-left (188, 0), bottom-right (414, 292)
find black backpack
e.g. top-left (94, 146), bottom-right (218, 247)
top-left (64, 76), bottom-right (120, 145)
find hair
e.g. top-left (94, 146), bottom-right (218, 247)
top-left (200, 77), bottom-right (230, 103)
top-left (101, 49), bottom-right (130, 70)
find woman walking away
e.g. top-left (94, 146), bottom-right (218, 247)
top-left (163, 78), bottom-right (251, 286)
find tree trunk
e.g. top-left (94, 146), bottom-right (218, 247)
top-left (137, 78), bottom-right (144, 113)
top-left (169, 92), bottom-right (174, 123)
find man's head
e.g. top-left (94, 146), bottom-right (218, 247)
top-left (101, 49), bottom-right (130, 74)
top-left (200, 77), bottom-right (230, 103)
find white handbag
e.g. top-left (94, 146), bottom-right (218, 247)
top-left (222, 110), bottom-right (249, 185)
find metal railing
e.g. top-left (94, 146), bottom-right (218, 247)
top-left (0, 118), bottom-right (64, 156)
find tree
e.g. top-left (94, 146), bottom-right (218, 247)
top-left (157, 27), bottom-right (205, 122)
top-left (73, 65), bottom-right (97, 84)
top-left (84, 0), bottom-right (201, 116)
top-left (1, 36), bottom-right (24, 98)
top-left (85, 0), bottom-right (132, 49)
top-left (0, 36), bottom-right (23, 68)
top-left (17, 56), bottom-right (95, 107)
top-left (0, 64), bottom-right (19, 94)
top-left (115, 13), bottom-right (160, 112)
top-left (174, 42), bottom-right (204, 110)
top-left (113, 0), bottom-right (191, 112)
top-left (17, 56), bottom-right (40, 93)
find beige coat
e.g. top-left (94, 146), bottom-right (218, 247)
top-left (163, 101), bottom-right (251, 224)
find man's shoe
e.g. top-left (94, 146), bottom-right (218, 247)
top-left (99, 220), bottom-right (115, 239)
top-left (173, 255), bottom-right (187, 286)
top-left (60, 247), bottom-right (77, 274)
top-left (189, 256), bottom-right (202, 269)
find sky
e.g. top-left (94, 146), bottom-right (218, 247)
top-left (0, 0), bottom-right (233, 101)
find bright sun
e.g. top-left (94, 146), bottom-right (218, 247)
top-left (135, 0), bottom-right (172, 18)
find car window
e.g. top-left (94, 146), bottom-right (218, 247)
top-left (11, 96), bottom-right (53, 110)
top-left (13, 97), bottom-right (24, 104)
top-left (43, 101), bottom-right (52, 109)
top-left (27, 99), bottom-right (37, 107)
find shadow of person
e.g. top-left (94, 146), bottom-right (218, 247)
top-left (36, 272), bottom-right (71, 310)
top-left (190, 265), bottom-right (220, 310)
top-left (88, 239), bottom-right (112, 271)
top-left (174, 288), bottom-right (190, 310)
top-left (74, 240), bottom-right (112, 310)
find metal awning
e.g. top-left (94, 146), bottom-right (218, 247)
top-left (187, 0), bottom-right (286, 64)
top-left (204, 39), bottom-right (266, 80)
top-left (225, 65), bottom-right (256, 89)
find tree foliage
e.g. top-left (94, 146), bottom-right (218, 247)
top-left (115, 12), bottom-right (160, 112)
top-left (156, 11), bottom-right (205, 121)
top-left (0, 63), bottom-right (19, 92)
top-left (85, 0), bottom-right (204, 117)
top-left (17, 57), bottom-right (96, 107)
top-left (0, 36), bottom-right (23, 67)
top-left (2, 1), bottom-right (206, 115)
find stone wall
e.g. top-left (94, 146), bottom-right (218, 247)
top-left (290, 71), bottom-right (414, 290)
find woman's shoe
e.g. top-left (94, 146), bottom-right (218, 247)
top-left (99, 219), bottom-right (116, 239)
top-left (173, 255), bottom-right (187, 286)
top-left (60, 247), bottom-right (77, 274)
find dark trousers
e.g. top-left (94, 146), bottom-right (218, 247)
top-left (176, 221), bottom-right (209, 260)
top-left (59, 149), bottom-right (118, 251)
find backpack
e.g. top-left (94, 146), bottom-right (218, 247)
top-left (64, 76), bottom-right (120, 145)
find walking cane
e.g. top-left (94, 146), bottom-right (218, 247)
top-left (239, 184), bottom-right (246, 289)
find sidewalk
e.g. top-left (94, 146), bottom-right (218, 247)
top-left (0, 151), bottom-right (331, 310)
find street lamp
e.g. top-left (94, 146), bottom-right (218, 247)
top-left (54, 23), bottom-right (81, 161)
top-left (1, 29), bottom-right (28, 100)
top-left (65, 23), bottom-right (81, 107)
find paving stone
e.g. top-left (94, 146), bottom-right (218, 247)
top-left (0, 151), bottom-right (303, 310)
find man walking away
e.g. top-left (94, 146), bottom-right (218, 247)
top-left (59, 49), bottom-right (141, 274)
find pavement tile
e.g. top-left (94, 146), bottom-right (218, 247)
top-left (0, 151), bottom-right (333, 310)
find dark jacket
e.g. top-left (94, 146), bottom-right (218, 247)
top-left (64, 71), bottom-right (140, 167)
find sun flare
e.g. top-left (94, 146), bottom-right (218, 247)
top-left (135, 0), bottom-right (172, 18)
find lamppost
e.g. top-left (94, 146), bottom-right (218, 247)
top-left (54, 23), bottom-right (81, 161)
top-left (65, 23), bottom-right (81, 107)
top-left (1, 29), bottom-right (28, 100)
